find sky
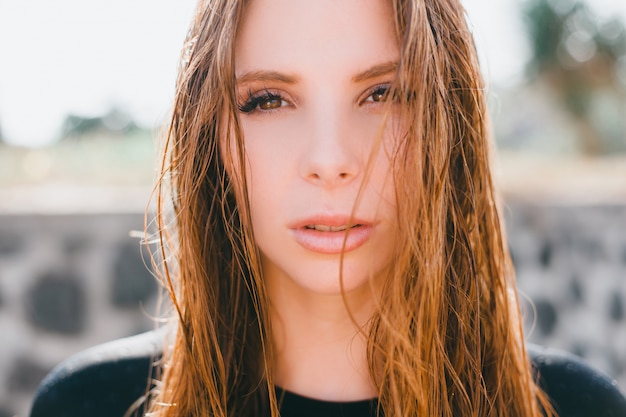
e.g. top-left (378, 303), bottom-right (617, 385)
top-left (1, 0), bottom-right (626, 147)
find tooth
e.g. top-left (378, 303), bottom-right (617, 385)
top-left (307, 224), bottom-right (349, 232)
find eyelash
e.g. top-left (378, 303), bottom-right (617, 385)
top-left (363, 84), bottom-right (395, 104)
top-left (238, 89), bottom-right (286, 114)
top-left (237, 83), bottom-right (394, 114)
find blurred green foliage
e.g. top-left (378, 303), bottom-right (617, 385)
top-left (60, 107), bottom-right (139, 140)
top-left (0, 130), bottom-right (156, 186)
top-left (522, 0), bottom-right (626, 154)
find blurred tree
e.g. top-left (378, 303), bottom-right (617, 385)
top-left (60, 107), bottom-right (139, 140)
top-left (523, 0), bottom-right (626, 154)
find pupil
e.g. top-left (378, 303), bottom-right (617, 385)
top-left (373, 88), bottom-right (387, 102)
top-left (260, 97), bottom-right (281, 110)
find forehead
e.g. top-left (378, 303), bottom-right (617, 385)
top-left (235, 0), bottom-right (398, 79)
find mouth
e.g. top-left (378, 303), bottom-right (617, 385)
top-left (303, 224), bottom-right (362, 232)
top-left (290, 216), bottom-right (372, 254)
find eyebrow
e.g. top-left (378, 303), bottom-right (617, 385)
top-left (236, 70), bottom-right (300, 85)
top-left (352, 61), bottom-right (399, 83)
top-left (235, 61), bottom-right (399, 85)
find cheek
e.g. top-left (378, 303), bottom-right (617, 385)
top-left (372, 156), bottom-right (397, 220)
top-left (378, 119), bottom-right (402, 186)
top-left (383, 114), bottom-right (412, 184)
top-left (239, 117), bottom-right (300, 187)
top-left (367, 125), bottom-right (402, 232)
top-left (240, 135), bottom-right (287, 224)
top-left (383, 111), bottom-right (406, 155)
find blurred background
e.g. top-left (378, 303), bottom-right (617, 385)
top-left (0, 0), bottom-right (625, 416)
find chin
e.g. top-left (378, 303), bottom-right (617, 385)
top-left (280, 258), bottom-right (385, 297)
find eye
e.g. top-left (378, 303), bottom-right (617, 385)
top-left (238, 90), bottom-right (288, 113)
top-left (363, 84), bottom-right (391, 103)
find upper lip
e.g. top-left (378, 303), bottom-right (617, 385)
top-left (288, 214), bottom-right (372, 230)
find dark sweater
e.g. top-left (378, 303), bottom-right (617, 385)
top-left (30, 331), bottom-right (626, 417)
top-left (277, 389), bottom-right (378, 417)
top-left (278, 391), bottom-right (377, 417)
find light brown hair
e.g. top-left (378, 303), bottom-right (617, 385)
top-left (144, 0), bottom-right (555, 416)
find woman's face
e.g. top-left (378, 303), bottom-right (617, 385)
top-left (234, 0), bottom-right (400, 297)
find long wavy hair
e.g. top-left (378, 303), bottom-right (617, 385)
top-left (144, 0), bottom-right (555, 416)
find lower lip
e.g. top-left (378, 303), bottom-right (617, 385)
top-left (290, 225), bottom-right (372, 254)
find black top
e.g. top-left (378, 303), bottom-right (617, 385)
top-left (30, 330), bottom-right (626, 417)
top-left (278, 389), bottom-right (378, 417)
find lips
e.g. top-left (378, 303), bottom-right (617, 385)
top-left (290, 216), bottom-right (373, 254)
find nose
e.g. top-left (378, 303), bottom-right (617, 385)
top-left (299, 106), bottom-right (361, 187)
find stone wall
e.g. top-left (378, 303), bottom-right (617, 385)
top-left (0, 213), bottom-right (158, 417)
top-left (506, 201), bottom-right (626, 382)
top-left (0, 202), bottom-right (625, 417)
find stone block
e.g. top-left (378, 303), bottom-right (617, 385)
top-left (25, 270), bottom-right (86, 335)
top-left (0, 233), bottom-right (22, 257)
top-left (7, 356), bottom-right (51, 393)
top-left (0, 405), bottom-right (16, 417)
top-left (111, 241), bottom-right (156, 308)
top-left (534, 298), bottom-right (558, 337)
top-left (609, 292), bottom-right (624, 322)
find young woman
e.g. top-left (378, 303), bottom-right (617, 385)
top-left (138, 0), bottom-right (620, 416)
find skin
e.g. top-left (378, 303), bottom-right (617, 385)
top-left (234, 0), bottom-right (400, 401)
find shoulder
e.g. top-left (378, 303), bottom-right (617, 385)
top-left (528, 344), bottom-right (626, 417)
top-left (31, 334), bottom-right (626, 417)
top-left (30, 329), bottom-right (164, 417)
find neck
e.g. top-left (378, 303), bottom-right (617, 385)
top-left (267, 272), bottom-right (378, 402)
